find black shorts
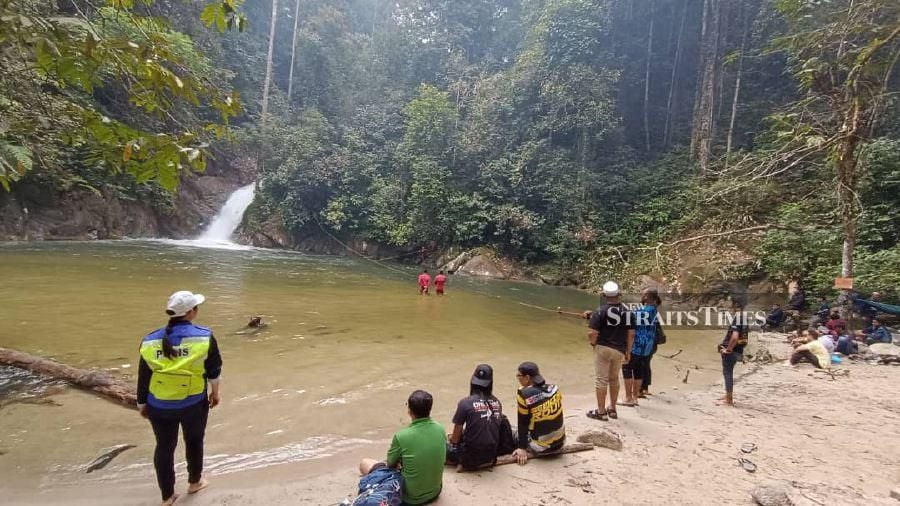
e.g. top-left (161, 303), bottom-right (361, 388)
top-left (622, 354), bottom-right (650, 380)
top-left (446, 443), bottom-right (495, 471)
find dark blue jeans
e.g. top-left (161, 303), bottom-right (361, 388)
top-left (721, 353), bottom-right (741, 393)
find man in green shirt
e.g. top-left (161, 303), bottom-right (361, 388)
top-left (372, 389), bottom-right (445, 505)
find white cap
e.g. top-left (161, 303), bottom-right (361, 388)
top-left (165, 291), bottom-right (206, 317)
top-left (602, 281), bottom-right (620, 297)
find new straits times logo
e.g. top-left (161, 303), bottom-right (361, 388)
top-left (606, 303), bottom-right (769, 329)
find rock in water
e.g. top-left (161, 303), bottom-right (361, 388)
top-left (455, 255), bottom-right (505, 279)
top-left (85, 444), bottom-right (136, 473)
top-left (751, 483), bottom-right (793, 506)
top-left (576, 430), bottom-right (623, 451)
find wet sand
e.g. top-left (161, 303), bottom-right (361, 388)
top-left (8, 333), bottom-right (900, 505)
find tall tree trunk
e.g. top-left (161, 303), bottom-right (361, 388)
top-left (726, 1), bottom-right (750, 157)
top-left (643, 0), bottom-right (655, 153)
top-left (664, 0), bottom-right (687, 148)
top-left (837, 102), bottom-right (862, 281)
top-left (287, 0), bottom-right (301, 103)
top-left (691, 0), bottom-right (720, 174)
top-left (261, 0), bottom-right (279, 120)
top-left (714, 0), bottom-right (730, 125)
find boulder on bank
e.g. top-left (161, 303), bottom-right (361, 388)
top-left (442, 250), bottom-right (475, 273)
top-left (751, 483), bottom-right (792, 506)
top-left (455, 254), bottom-right (506, 279)
top-left (576, 430), bottom-right (623, 451)
top-left (868, 343), bottom-right (900, 357)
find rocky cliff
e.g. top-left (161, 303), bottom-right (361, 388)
top-left (0, 157), bottom-right (255, 241)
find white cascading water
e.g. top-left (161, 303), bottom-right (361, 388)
top-left (192, 182), bottom-right (256, 247)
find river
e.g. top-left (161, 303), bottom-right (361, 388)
top-left (0, 240), bottom-right (724, 493)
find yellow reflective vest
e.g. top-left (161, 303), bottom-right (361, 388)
top-left (140, 324), bottom-right (211, 407)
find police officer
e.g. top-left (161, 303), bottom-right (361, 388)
top-left (137, 291), bottom-right (222, 506)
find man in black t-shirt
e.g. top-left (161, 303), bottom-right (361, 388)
top-left (447, 364), bottom-right (508, 471)
top-left (718, 299), bottom-right (749, 407)
top-left (585, 281), bottom-right (635, 421)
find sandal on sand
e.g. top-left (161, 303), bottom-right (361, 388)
top-left (188, 479), bottom-right (209, 494)
top-left (607, 409), bottom-right (618, 420)
top-left (738, 458), bottom-right (757, 473)
top-left (586, 409), bottom-right (608, 421)
top-left (618, 401), bottom-right (637, 407)
top-left (741, 443), bottom-right (757, 454)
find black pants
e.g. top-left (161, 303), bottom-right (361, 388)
top-left (642, 343), bottom-right (658, 391)
top-left (148, 401), bottom-right (209, 500)
top-left (790, 349), bottom-right (822, 368)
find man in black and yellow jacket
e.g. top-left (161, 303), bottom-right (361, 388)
top-left (511, 361), bottom-right (565, 465)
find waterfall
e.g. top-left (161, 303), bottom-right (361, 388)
top-left (197, 182), bottom-right (256, 244)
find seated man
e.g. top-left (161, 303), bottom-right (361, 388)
top-left (447, 364), bottom-right (512, 471)
top-left (512, 362), bottom-right (565, 465)
top-left (834, 323), bottom-right (858, 355)
top-left (855, 318), bottom-right (893, 345)
top-left (814, 297), bottom-right (830, 326)
top-left (359, 390), bottom-right (445, 505)
top-left (825, 312), bottom-right (847, 336)
top-left (788, 288), bottom-right (807, 311)
top-left (352, 460), bottom-right (403, 506)
top-left (764, 304), bottom-right (786, 330)
top-left (816, 329), bottom-right (836, 353)
top-left (790, 333), bottom-right (831, 369)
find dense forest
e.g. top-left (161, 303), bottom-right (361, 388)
top-left (2, 0), bottom-right (899, 297)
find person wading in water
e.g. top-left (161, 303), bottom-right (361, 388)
top-left (137, 291), bottom-right (222, 505)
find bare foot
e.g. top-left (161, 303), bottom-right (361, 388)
top-left (716, 399), bottom-right (734, 406)
top-left (161, 493), bottom-right (179, 506)
top-left (187, 478), bottom-right (209, 494)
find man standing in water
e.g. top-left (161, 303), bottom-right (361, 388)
top-left (418, 269), bottom-right (432, 295)
top-left (585, 281), bottom-right (634, 421)
top-left (434, 270), bottom-right (447, 295)
top-left (359, 390), bottom-right (445, 505)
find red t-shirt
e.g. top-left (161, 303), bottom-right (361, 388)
top-left (418, 273), bottom-right (431, 287)
top-left (435, 274), bottom-right (447, 289)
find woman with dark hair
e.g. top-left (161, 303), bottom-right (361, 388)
top-left (718, 299), bottom-right (748, 406)
top-left (622, 289), bottom-right (661, 406)
top-left (137, 291), bottom-right (222, 506)
top-left (638, 290), bottom-right (664, 399)
top-left (446, 364), bottom-right (509, 471)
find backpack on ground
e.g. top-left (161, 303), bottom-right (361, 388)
top-left (352, 466), bottom-right (403, 506)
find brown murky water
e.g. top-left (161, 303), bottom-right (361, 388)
top-left (0, 240), bottom-right (724, 492)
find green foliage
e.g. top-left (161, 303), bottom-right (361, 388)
top-left (0, 0), bottom-right (246, 191)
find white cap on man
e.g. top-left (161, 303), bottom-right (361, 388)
top-left (165, 290), bottom-right (206, 317)
top-left (602, 281), bottom-right (620, 297)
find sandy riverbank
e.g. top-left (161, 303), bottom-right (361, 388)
top-left (10, 332), bottom-right (900, 506)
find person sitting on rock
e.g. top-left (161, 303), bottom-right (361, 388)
top-left (855, 318), bottom-right (893, 345)
top-left (834, 323), bottom-right (858, 355)
top-left (788, 287), bottom-right (807, 311)
top-left (814, 297), bottom-right (831, 326)
top-left (825, 312), bottom-right (847, 336)
top-left (764, 304), bottom-right (786, 330)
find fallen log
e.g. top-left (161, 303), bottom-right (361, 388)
top-left (495, 443), bottom-right (594, 466)
top-left (0, 348), bottom-right (136, 408)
